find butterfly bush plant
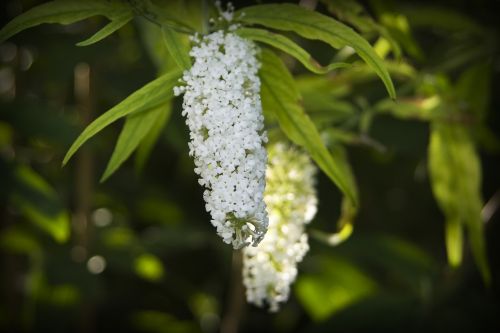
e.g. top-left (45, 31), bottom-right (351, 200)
top-left (1, 0), bottom-right (491, 311)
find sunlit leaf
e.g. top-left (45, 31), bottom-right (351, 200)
top-left (63, 69), bottom-right (182, 166)
top-left (134, 254), bottom-right (165, 282)
top-left (445, 217), bottom-right (463, 267)
top-left (76, 10), bottom-right (133, 47)
top-left (0, 0), bottom-right (131, 42)
top-left (236, 28), bottom-right (350, 74)
top-left (236, 3), bottom-right (396, 99)
top-left (428, 122), bottom-right (490, 284)
top-left (101, 104), bottom-right (170, 182)
top-left (260, 49), bottom-right (358, 206)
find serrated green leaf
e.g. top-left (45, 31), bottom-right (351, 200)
top-left (161, 26), bottom-right (191, 70)
top-left (236, 4), bottom-right (396, 99)
top-left (11, 166), bottom-right (70, 243)
top-left (101, 104), bottom-right (170, 182)
top-left (135, 103), bottom-right (172, 173)
top-left (76, 11), bottom-right (133, 47)
top-left (260, 49), bottom-right (358, 206)
top-left (63, 69), bottom-right (182, 166)
top-left (428, 122), bottom-right (490, 284)
top-left (0, 0), bottom-right (130, 42)
top-left (236, 28), bottom-right (350, 74)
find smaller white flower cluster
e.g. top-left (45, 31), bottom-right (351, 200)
top-left (174, 29), bottom-right (268, 249)
top-left (243, 143), bottom-right (318, 312)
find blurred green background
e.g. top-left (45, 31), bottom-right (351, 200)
top-left (1, 0), bottom-right (499, 332)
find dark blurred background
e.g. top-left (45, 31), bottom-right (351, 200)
top-left (1, 0), bottom-right (499, 332)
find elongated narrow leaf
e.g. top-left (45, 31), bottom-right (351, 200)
top-left (236, 28), bottom-right (349, 74)
top-left (260, 49), bottom-right (358, 206)
top-left (135, 103), bottom-right (172, 173)
top-left (11, 166), bottom-right (70, 243)
top-left (63, 69), bottom-right (182, 166)
top-left (0, 0), bottom-right (130, 42)
top-left (77, 11), bottom-right (133, 46)
top-left (101, 104), bottom-right (169, 182)
top-left (161, 26), bottom-right (191, 70)
top-left (428, 122), bottom-right (490, 284)
top-left (236, 4), bottom-right (396, 99)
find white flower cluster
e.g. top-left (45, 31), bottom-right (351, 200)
top-left (243, 143), bottom-right (318, 312)
top-left (174, 30), bottom-right (269, 249)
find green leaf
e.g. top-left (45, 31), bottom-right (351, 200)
top-left (134, 254), bottom-right (165, 282)
top-left (236, 3), bottom-right (396, 99)
top-left (101, 104), bottom-right (170, 182)
top-left (310, 146), bottom-right (358, 246)
top-left (295, 255), bottom-right (377, 321)
top-left (320, 0), bottom-right (402, 59)
top-left (11, 166), bottom-right (70, 243)
top-left (62, 69), bottom-right (182, 166)
top-left (445, 217), bottom-right (463, 267)
top-left (127, 0), bottom-right (195, 34)
top-left (428, 122), bottom-right (490, 284)
top-left (236, 28), bottom-right (350, 74)
top-left (260, 49), bottom-right (358, 206)
top-left (135, 103), bottom-right (172, 173)
top-left (0, 0), bottom-right (130, 42)
top-left (76, 11), bottom-right (133, 47)
top-left (161, 26), bottom-right (191, 70)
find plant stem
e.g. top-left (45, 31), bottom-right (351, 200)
top-left (220, 250), bottom-right (245, 333)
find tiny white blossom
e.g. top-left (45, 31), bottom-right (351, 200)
top-left (175, 29), bottom-right (268, 249)
top-left (243, 143), bottom-right (318, 312)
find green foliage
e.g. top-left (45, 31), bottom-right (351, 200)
top-left (0, 0), bottom-right (132, 42)
top-left (320, 0), bottom-right (402, 58)
top-left (236, 27), bottom-right (350, 74)
top-left (102, 104), bottom-right (171, 182)
top-left (62, 69), bottom-right (182, 167)
top-left (295, 255), bottom-right (377, 321)
top-left (135, 103), bottom-right (172, 173)
top-left (260, 49), bottom-right (358, 207)
top-left (76, 11), bottom-right (133, 47)
top-left (0, 0), bottom-right (498, 330)
top-left (428, 123), bottom-right (490, 283)
top-left (134, 254), bottom-right (165, 282)
top-left (236, 3), bottom-right (396, 99)
top-left (11, 166), bottom-right (70, 243)
top-left (161, 26), bottom-right (191, 70)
